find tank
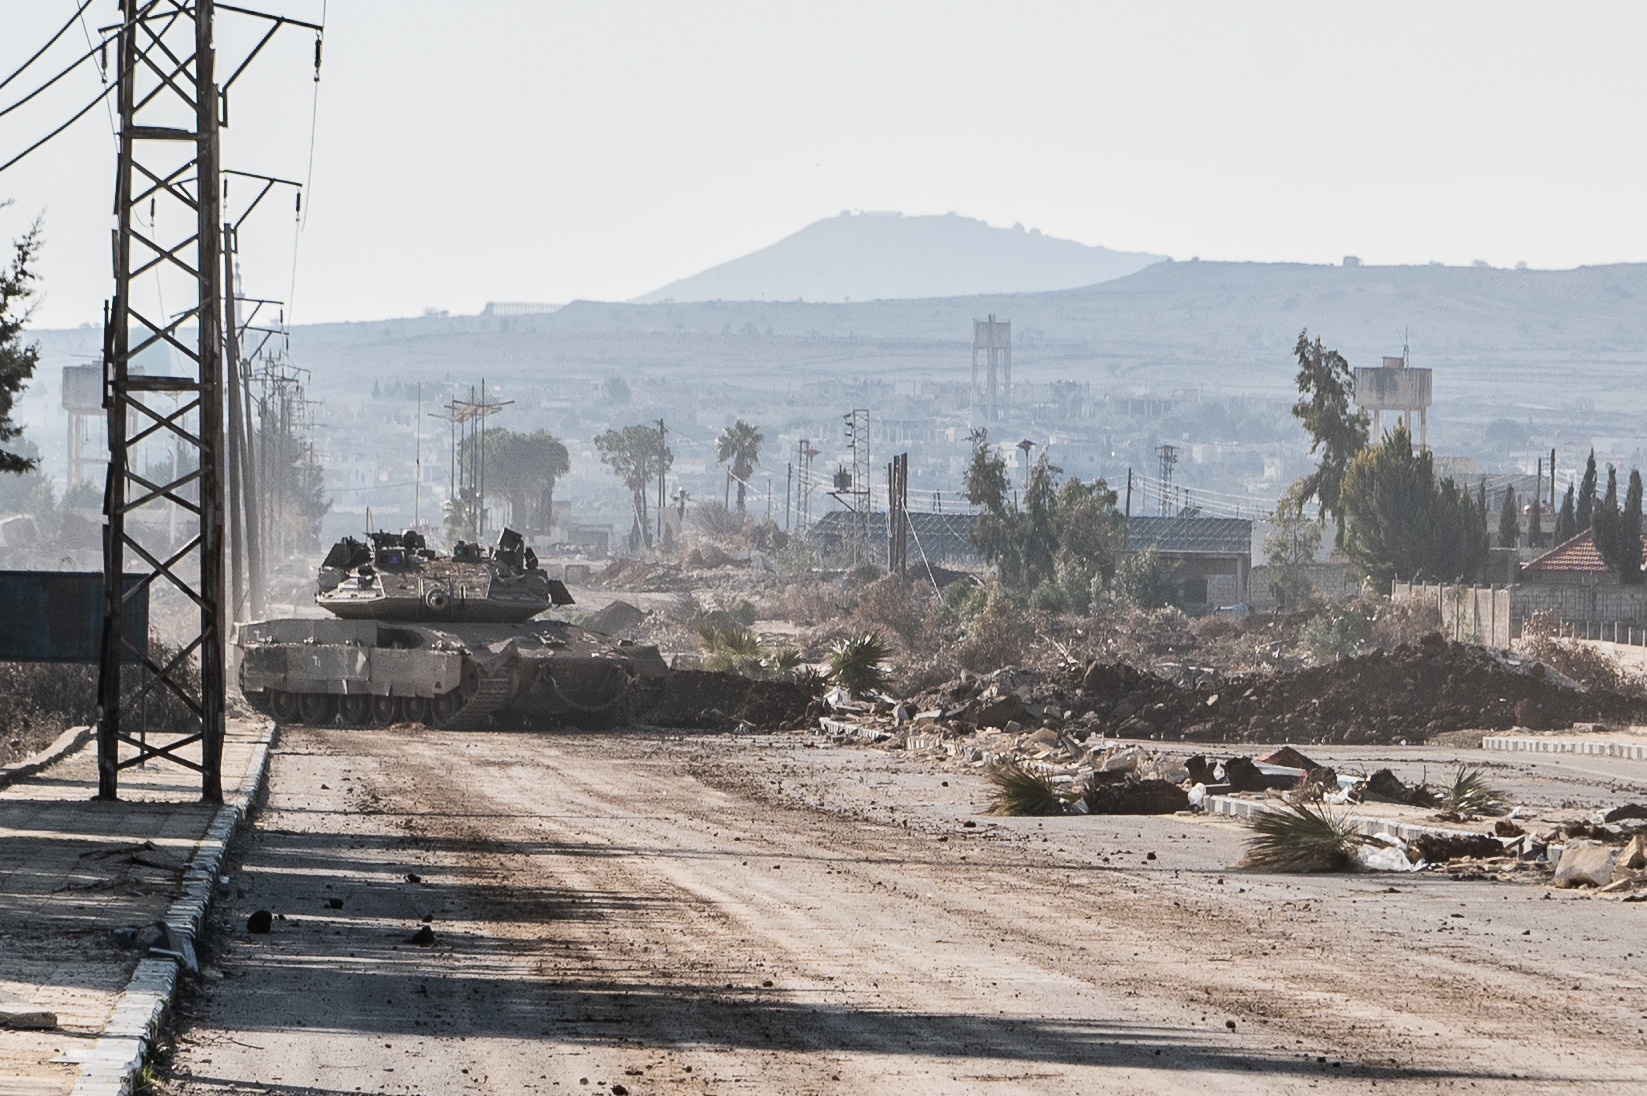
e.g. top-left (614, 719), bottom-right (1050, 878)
top-left (236, 528), bottom-right (668, 729)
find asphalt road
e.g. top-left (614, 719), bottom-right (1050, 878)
top-left (158, 726), bottom-right (1647, 1095)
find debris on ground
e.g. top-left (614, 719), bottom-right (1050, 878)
top-left (585, 600), bottom-right (648, 637)
top-left (641, 670), bottom-right (816, 730)
top-left (890, 634), bottom-right (1647, 747)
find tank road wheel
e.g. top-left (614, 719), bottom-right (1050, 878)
top-left (431, 689), bottom-right (464, 727)
top-left (339, 694), bottom-right (371, 726)
top-left (297, 692), bottom-right (335, 725)
top-left (270, 690), bottom-right (300, 723)
top-left (370, 694), bottom-right (400, 727)
top-left (402, 696), bottom-right (431, 725)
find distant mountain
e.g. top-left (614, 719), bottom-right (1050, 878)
top-left (632, 211), bottom-right (1168, 304)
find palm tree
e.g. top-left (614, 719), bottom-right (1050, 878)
top-left (715, 420), bottom-right (764, 513)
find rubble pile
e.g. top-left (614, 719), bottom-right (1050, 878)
top-left (1076, 634), bottom-right (1647, 744)
top-left (895, 633), bottom-right (1647, 746)
top-left (593, 558), bottom-right (689, 592)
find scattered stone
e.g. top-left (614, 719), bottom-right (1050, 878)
top-left (1553, 841), bottom-right (1621, 888)
top-left (247, 910), bottom-right (273, 934)
top-left (405, 873), bottom-right (422, 884)
top-left (407, 925), bottom-right (436, 947)
top-left (1605, 804), bottom-right (1647, 824)
top-left (1084, 779), bottom-right (1190, 815)
top-left (325, 897), bottom-right (344, 909)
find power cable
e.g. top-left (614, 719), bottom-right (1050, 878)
top-left (0, 79), bottom-right (115, 175)
top-left (0, 38), bottom-right (103, 120)
top-left (0, 0), bottom-right (94, 95)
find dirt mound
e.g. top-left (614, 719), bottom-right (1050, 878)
top-left (1074, 634), bottom-right (1647, 745)
top-left (642, 670), bottom-right (816, 730)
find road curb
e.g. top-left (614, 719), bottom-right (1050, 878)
top-left (1205, 793), bottom-right (1488, 843)
top-left (1482, 734), bottom-right (1647, 760)
top-left (0, 725), bottom-right (93, 790)
top-left (70, 722), bottom-right (280, 1096)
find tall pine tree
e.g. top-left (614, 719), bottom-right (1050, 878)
top-left (1592, 465), bottom-right (1622, 576)
top-left (1555, 484), bottom-right (1577, 544)
top-left (1623, 469), bottom-right (1645, 585)
top-left (1577, 450), bottom-right (1599, 530)
top-left (1498, 485), bottom-right (1519, 549)
top-left (0, 214), bottom-right (42, 475)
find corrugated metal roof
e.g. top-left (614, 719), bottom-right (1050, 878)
top-left (1124, 516), bottom-right (1252, 556)
top-left (812, 510), bottom-right (980, 562)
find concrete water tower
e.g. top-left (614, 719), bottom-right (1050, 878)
top-left (1354, 349), bottom-right (1432, 447)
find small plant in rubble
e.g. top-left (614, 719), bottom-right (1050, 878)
top-left (1439, 765), bottom-right (1507, 816)
top-left (697, 624), bottom-right (764, 676)
top-left (985, 761), bottom-right (1069, 816)
top-left (827, 632), bottom-right (892, 698)
top-left (761, 646), bottom-right (804, 679)
top-left (1239, 802), bottom-right (1365, 872)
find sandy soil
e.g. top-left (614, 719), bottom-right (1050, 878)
top-left (158, 727), bottom-right (1647, 1095)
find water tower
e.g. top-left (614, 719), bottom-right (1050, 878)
top-left (62, 365), bottom-right (103, 488)
top-left (1354, 349), bottom-right (1432, 447)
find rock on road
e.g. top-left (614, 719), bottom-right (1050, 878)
top-left (160, 725), bottom-right (1647, 1095)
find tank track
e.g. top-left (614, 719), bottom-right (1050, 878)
top-left (441, 667), bottom-right (517, 730)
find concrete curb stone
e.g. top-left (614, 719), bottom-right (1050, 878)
top-left (0, 725), bottom-right (94, 791)
top-left (1205, 793), bottom-right (1490, 844)
top-left (70, 722), bottom-right (280, 1096)
top-left (1482, 734), bottom-right (1647, 761)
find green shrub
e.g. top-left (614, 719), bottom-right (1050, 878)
top-left (827, 632), bottom-right (892, 698)
top-left (1027, 579), bottom-right (1068, 614)
top-left (941, 580), bottom-right (987, 621)
top-left (1301, 603), bottom-right (1372, 662)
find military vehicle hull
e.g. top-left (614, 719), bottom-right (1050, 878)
top-left (236, 617), bottom-right (668, 729)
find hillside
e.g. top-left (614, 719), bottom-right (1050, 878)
top-left (632, 211), bottom-right (1167, 303)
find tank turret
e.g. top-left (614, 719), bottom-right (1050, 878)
top-left (315, 527), bottom-right (572, 623)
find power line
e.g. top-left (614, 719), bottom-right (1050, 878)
top-left (0, 37), bottom-right (103, 120)
top-left (0, 79), bottom-right (115, 175)
top-left (0, 0), bottom-right (94, 96)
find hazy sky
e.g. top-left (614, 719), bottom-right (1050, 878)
top-left (3, 1), bottom-right (1647, 327)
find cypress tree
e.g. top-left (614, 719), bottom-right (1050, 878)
top-left (1528, 486), bottom-right (1543, 549)
top-left (1555, 484), bottom-right (1576, 544)
top-left (1577, 450), bottom-right (1598, 529)
top-left (1624, 469), bottom-right (1645, 585)
top-left (1593, 465), bottom-right (1622, 576)
top-left (1498, 485), bottom-right (1519, 549)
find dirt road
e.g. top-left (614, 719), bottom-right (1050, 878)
top-left (160, 727), bottom-right (1647, 1095)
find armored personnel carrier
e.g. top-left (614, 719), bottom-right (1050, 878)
top-left (236, 529), bottom-right (667, 728)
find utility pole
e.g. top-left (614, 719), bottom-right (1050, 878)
top-left (785, 461), bottom-right (792, 532)
top-left (222, 223), bottom-right (246, 625)
top-left (887, 452), bottom-right (908, 576)
top-left (1156, 444), bottom-right (1178, 516)
top-left (99, 1), bottom-right (321, 801)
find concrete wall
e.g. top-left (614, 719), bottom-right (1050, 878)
top-left (1391, 582), bottom-right (1512, 648)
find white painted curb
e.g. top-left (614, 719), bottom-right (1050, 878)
top-left (71, 724), bottom-right (279, 1096)
top-left (1204, 794), bottom-right (1489, 844)
top-left (1482, 734), bottom-right (1647, 761)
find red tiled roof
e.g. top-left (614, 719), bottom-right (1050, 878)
top-left (1524, 527), bottom-right (1647, 572)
